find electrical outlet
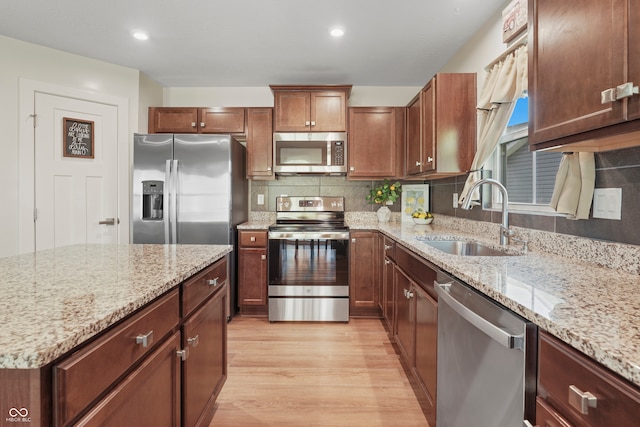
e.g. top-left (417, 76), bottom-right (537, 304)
top-left (453, 193), bottom-right (459, 208)
top-left (592, 188), bottom-right (621, 220)
top-left (257, 194), bottom-right (265, 205)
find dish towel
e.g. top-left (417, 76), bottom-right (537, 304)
top-left (549, 152), bottom-right (595, 220)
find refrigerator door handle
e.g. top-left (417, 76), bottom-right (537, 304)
top-left (170, 159), bottom-right (179, 243)
top-left (164, 159), bottom-right (171, 243)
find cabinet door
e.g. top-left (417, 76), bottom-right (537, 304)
top-left (311, 91), bottom-right (347, 132)
top-left (414, 285), bottom-right (437, 425)
top-left (382, 257), bottom-right (395, 333)
top-left (238, 248), bottom-right (267, 306)
top-left (182, 287), bottom-right (227, 427)
top-left (74, 332), bottom-right (181, 427)
top-left (348, 107), bottom-right (401, 178)
top-left (421, 82), bottom-right (436, 173)
top-left (246, 108), bottom-right (274, 179)
top-left (394, 267), bottom-right (414, 365)
top-left (535, 397), bottom-right (574, 427)
top-left (628, 1), bottom-right (640, 121)
top-left (349, 231), bottom-right (380, 313)
top-left (198, 107), bottom-right (245, 133)
top-left (273, 91), bottom-right (311, 131)
top-left (406, 93), bottom-right (422, 175)
top-left (149, 107), bottom-right (198, 133)
top-left (529, 0), bottom-right (626, 145)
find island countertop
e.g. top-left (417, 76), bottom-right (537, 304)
top-left (0, 244), bottom-right (232, 369)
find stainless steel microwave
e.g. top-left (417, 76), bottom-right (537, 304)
top-left (273, 132), bottom-right (347, 175)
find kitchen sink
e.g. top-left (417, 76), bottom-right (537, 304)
top-left (421, 240), bottom-right (516, 257)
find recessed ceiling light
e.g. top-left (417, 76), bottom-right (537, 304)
top-left (329, 27), bottom-right (345, 38)
top-left (132, 31), bottom-right (149, 41)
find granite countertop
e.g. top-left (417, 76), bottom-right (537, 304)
top-left (0, 244), bottom-right (232, 369)
top-left (347, 217), bottom-right (640, 388)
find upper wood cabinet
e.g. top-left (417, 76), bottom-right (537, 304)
top-left (405, 73), bottom-right (476, 178)
top-left (148, 107), bottom-right (245, 134)
top-left (529, 0), bottom-right (640, 151)
top-left (347, 107), bottom-right (405, 179)
top-left (270, 85), bottom-right (351, 132)
top-left (246, 108), bottom-right (274, 180)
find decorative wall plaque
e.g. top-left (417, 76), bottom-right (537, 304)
top-left (63, 118), bottom-right (94, 159)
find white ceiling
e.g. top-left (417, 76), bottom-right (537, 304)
top-left (0, 0), bottom-right (507, 87)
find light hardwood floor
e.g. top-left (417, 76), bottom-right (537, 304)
top-left (210, 316), bottom-right (429, 426)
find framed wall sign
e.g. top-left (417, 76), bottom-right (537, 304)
top-left (502, 0), bottom-right (527, 43)
top-left (63, 117), bottom-right (94, 159)
top-left (401, 184), bottom-right (430, 222)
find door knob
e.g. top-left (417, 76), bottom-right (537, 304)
top-left (99, 218), bottom-right (119, 225)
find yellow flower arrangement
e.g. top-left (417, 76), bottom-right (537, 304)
top-left (366, 179), bottom-right (402, 204)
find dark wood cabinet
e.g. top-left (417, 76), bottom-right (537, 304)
top-left (246, 108), bottom-right (274, 179)
top-left (182, 284), bottom-right (227, 427)
top-left (238, 231), bottom-right (268, 315)
top-left (413, 284), bottom-right (437, 421)
top-left (529, 0), bottom-right (640, 151)
top-left (537, 330), bottom-right (640, 427)
top-left (74, 332), bottom-right (182, 427)
top-left (381, 235), bottom-right (396, 332)
top-left (271, 85), bottom-right (351, 132)
top-left (349, 230), bottom-right (381, 317)
top-left (405, 73), bottom-right (476, 177)
top-left (148, 107), bottom-right (245, 135)
top-left (394, 266), bottom-right (414, 365)
top-left (347, 107), bottom-right (405, 179)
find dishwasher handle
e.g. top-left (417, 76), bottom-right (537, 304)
top-left (435, 281), bottom-right (524, 351)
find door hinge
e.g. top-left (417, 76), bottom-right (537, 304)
top-left (29, 114), bottom-right (37, 128)
top-left (33, 208), bottom-right (38, 222)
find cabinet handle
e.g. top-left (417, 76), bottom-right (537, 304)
top-left (135, 330), bottom-right (154, 348)
top-left (200, 122), bottom-right (205, 127)
top-left (187, 335), bottom-right (200, 348)
top-left (427, 157), bottom-right (433, 163)
top-left (267, 166), bottom-right (272, 171)
top-left (384, 244), bottom-right (392, 250)
top-left (250, 236), bottom-right (256, 241)
top-left (177, 348), bottom-right (189, 361)
top-left (406, 290), bottom-right (414, 299)
top-left (305, 121), bottom-right (311, 126)
top-left (384, 259), bottom-right (391, 265)
top-left (616, 82), bottom-right (639, 100)
top-left (311, 121), bottom-right (316, 126)
top-left (350, 166), bottom-right (355, 171)
top-left (261, 254), bottom-right (266, 260)
top-left (191, 122), bottom-right (196, 128)
top-left (206, 277), bottom-right (219, 286)
top-left (568, 385), bottom-right (597, 415)
top-left (352, 238), bottom-right (356, 243)
top-left (415, 161), bottom-right (421, 166)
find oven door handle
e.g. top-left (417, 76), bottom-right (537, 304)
top-left (268, 231), bottom-right (350, 240)
top-left (435, 281), bottom-right (525, 351)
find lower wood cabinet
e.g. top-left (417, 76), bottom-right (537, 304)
top-left (182, 283), bottom-right (227, 427)
top-left (238, 230), bottom-right (268, 315)
top-left (537, 330), bottom-right (640, 427)
top-left (72, 333), bottom-right (181, 427)
top-left (52, 257), bottom-right (228, 427)
top-left (349, 230), bottom-right (381, 317)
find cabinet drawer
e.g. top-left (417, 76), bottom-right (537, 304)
top-left (182, 257), bottom-right (228, 317)
top-left (239, 230), bottom-right (267, 247)
top-left (536, 396), bottom-right (574, 427)
top-left (538, 331), bottom-right (640, 427)
top-left (54, 289), bottom-right (179, 426)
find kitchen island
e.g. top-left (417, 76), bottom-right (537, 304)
top-left (0, 243), bottom-right (231, 426)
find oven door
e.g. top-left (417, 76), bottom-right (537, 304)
top-left (268, 230), bottom-right (349, 321)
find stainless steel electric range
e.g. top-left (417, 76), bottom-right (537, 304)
top-left (267, 196), bottom-right (349, 322)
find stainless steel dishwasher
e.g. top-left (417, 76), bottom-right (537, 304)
top-left (435, 271), bottom-right (537, 427)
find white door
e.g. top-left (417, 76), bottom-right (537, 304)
top-left (34, 93), bottom-right (119, 250)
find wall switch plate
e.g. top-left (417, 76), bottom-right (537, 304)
top-left (257, 194), bottom-right (265, 205)
top-left (453, 193), bottom-right (459, 208)
top-left (592, 188), bottom-right (622, 220)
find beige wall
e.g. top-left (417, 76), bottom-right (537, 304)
top-left (0, 35), bottom-right (140, 257)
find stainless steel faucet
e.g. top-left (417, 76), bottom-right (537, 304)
top-left (460, 178), bottom-right (513, 245)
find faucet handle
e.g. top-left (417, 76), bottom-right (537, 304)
top-left (510, 234), bottom-right (529, 253)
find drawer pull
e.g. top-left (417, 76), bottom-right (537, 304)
top-left (568, 385), bottom-right (597, 414)
top-left (250, 236), bottom-right (256, 242)
top-left (135, 330), bottom-right (154, 348)
top-left (206, 277), bottom-right (219, 286)
top-left (177, 348), bottom-right (189, 361)
top-left (187, 335), bottom-right (200, 348)
top-left (384, 244), bottom-right (392, 250)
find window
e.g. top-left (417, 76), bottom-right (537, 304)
top-left (485, 97), bottom-right (562, 213)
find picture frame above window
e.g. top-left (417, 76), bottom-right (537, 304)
top-left (502, 0), bottom-right (527, 43)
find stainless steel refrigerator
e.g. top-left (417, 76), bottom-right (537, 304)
top-left (132, 133), bottom-right (248, 318)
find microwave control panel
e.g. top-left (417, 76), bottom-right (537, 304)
top-left (331, 141), bottom-right (345, 166)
